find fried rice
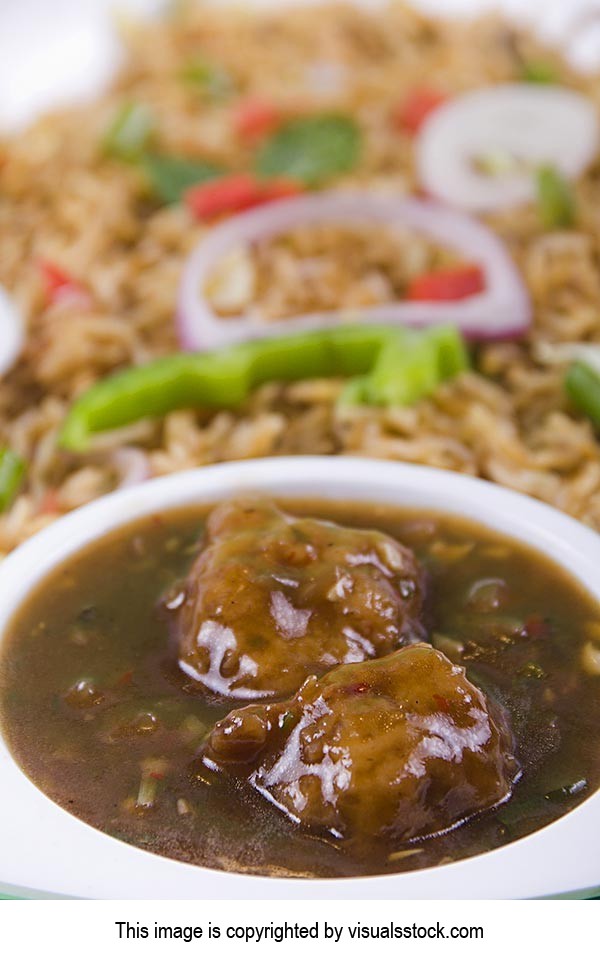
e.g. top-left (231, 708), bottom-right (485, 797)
top-left (2, 0), bottom-right (600, 556)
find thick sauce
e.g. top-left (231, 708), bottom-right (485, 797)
top-left (1, 500), bottom-right (599, 878)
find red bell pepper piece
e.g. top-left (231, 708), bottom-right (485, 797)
top-left (185, 172), bottom-right (303, 220)
top-left (407, 264), bottom-right (485, 302)
top-left (394, 87), bottom-right (447, 135)
top-left (259, 178), bottom-right (304, 203)
top-left (39, 260), bottom-right (89, 307)
top-left (233, 98), bottom-right (281, 142)
top-left (38, 488), bottom-right (60, 515)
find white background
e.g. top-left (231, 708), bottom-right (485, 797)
top-left (3, 0), bottom-right (600, 130)
top-left (1, 899), bottom-right (599, 960)
top-left (0, 0), bottom-right (599, 925)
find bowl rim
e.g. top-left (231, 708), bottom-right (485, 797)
top-left (0, 455), bottom-right (599, 900)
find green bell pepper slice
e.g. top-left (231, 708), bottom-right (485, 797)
top-left (60, 324), bottom-right (470, 452)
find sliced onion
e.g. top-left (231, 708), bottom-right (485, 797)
top-left (0, 284), bottom-right (24, 377)
top-left (417, 84), bottom-right (599, 212)
top-left (110, 447), bottom-right (151, 489)
top-left (535, 341), bottom-right (600, 373)
top-left (305, 61), bottom-right (348, 98)
top-left (177, 191), bottom-right (531, 350)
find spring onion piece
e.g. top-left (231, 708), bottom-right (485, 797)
top-left (544, 779), bottom-right (588, 801)
top-left (180, 57), bottom-right (234, 100)
top-left (0, 285), bottom-right (24, 377)
top-left (0, 448), bottom-right (25, 511)
top-left (387, 848), bottom-right (424, 862)
top-left (177, 797), bottom-right (195, 816)
top-left (142, 153), bottom-right (225, 205)
top-left (521, 61), bottom-right (558, 84)
top-left (535, 341), bottom-right (600, 373)
top-left (495, 798), bottom-right (541, 828)
top-left (179, 715), bottom-right (208, 744)
top-left (177, 191), bottom-right (530, 351)
top-left (103, 102), bottom-right (155, 161)
top-left (136, 773), bottom-right (158, 808)
top-left (536, 165), bottom-right (575, 228)
top-left (472, 148), bottom-right (524, 178)
top-left (59, 324), bottom-right (469, 452)
top-left (417, 84), bottom-right (598, 212)
top-left (255, 114), bottom-right (361, 185)
top-left (565, 361), bottom-right (600, 428)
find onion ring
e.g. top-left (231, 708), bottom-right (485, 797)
top-left (177, 191), bottom-right (530, 350)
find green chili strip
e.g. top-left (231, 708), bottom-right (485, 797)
top-left (59, 324), bottom-right (469, 452)
top-left (565, 361), bottom-right (600, 427)
top-left (0, 448), bottom-right (25, 511)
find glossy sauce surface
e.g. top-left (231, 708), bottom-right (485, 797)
top-left (1, 500), bottom-right (600, 878)
top-left (203, 644), bottom-right (520, 846)
top-left (176, 497), bottom-right (425, 699)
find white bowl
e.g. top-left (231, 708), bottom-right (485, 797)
top-left (0, 456), bottom-right (599, 900)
